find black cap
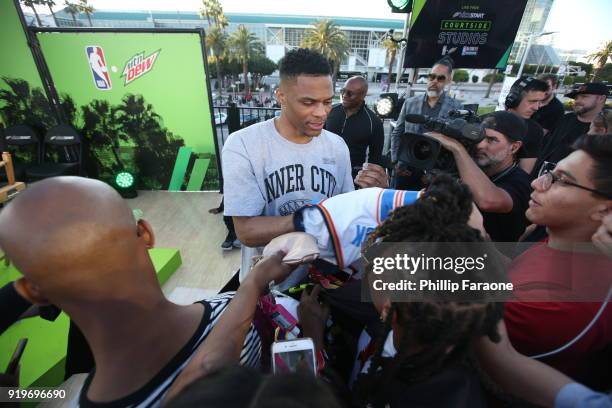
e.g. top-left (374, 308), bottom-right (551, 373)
top-left (564, 82), bottom-right (608, 99)
top-left (481, 111), bottom-right (527, 142)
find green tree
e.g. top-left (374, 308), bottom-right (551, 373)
top-left (199, 0), bottom-right (228, 29)
top-left (471, 75), bottom-right (478, 83)
top-left (453, 69), bottom-right (469, 82)
top-left (597, 63), bottom-right (612, 82)
top-left (63, 1), bottom-right (79, 25)
top-left (0, 77), bottom-right (56, 134)
top-left (21, 0), bottom-right (44, 26)
top-left (382, 35), bottom-right (401, 90)
top-left (44, 0), bottom-right (59, 26)
top-left (77, 0), bottom-right (94, 26)
top-left (567, 61), bottom-right (593, 78)
top-left (586, 40), bottom-right (612, 81)
top-left (301, 19), bottom-right (350, 88)
top-left (206, 26), bottom-right (228, 87)
top-left (228, 25), bottom-right (263, 93)
top-left (114, 94), bottom-right (184, 189)
top-left (80, 100), bottom-right (123, 175)
top-left (249, 54), bottom-right (277, 89)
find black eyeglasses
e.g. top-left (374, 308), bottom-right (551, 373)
top-left (428, 74), bottom-right (447, 82)
top-left (536, 162), bottom-right (612, 199)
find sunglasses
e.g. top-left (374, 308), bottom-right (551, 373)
top-left (428, 74), bottom-right (447, 82)
top-left (340, 88), bottom-right (356, 97)
top-left (537, 161), bottom-right (612, 199)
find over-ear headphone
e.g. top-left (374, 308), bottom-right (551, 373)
top-left (505, 76), bottom-right (535, 109)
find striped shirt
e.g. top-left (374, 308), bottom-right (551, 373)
top-left (78, 292), bottom-right (261, 408)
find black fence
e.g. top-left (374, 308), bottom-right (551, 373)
top-left (213, 104), bottom-right (280, 146)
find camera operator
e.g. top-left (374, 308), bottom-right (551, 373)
top-left (427, 111), bottom-right (531, 241)
top-left (504, 76), bottom-right (549, 175)
top-left (390, 57), bottom-right (462, 190)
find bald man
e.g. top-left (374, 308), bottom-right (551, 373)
top-left (325, 75), bottom-right (384, 180)
top-left (0, 177), bottom-right (289, 408)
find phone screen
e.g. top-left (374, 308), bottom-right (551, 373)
top-left (273, 348), bottom-right (315, 374)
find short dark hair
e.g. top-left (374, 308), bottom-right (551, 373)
top-left (521, 77), bottom-right (549, 94)
top-left (166, 365), bottom-right (342, 408)
top-left (433, 56), bottom-right (454, 75)
top-left (356, 174), bottom-right (504, 407)
top-left (572, 133), bottom-right (612, 198)
top-left (537, 73), bottom-right (559, 88)
top-left (278, 48), bottom-right (331, 80)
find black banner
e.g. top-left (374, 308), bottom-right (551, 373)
top-left (404, 0), bottom-right (528, 68)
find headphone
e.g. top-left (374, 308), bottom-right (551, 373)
top-left (505, 76), bottom-right (535, 109)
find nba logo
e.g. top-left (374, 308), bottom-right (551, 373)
top-left (86, 46), bottom-right (112, 90)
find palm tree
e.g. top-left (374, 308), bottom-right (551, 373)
top-left (228, 25), bottom-right (262, 93)
top-left (199, 0), bottom-right (227, 29)
top-left (78, 0), bottom-right (94, 27)
top-left (44, 0), bottom-right (59, 26)
top-left (301, 19), bottom-right (350, 89)
top-left (63, 1), bottom-right (79, 25)
top-left (22, 0), bottom-right (44, 26)
top-left (207, 26), bottom-right (228, 90)
top-left (586, 40), bottom-right (612, 81)
top-left (382, 35), bottom-right (401, 90)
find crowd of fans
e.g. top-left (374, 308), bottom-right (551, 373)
top-left (1, 47), bottom-right (611, 407)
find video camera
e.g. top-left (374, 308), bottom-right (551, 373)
top-left (397, 110), bottom-right (484, 173)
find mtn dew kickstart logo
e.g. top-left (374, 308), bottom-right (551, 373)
top-left (121, 49), bottom-right (161, 86)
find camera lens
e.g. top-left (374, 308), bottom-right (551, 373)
top-left (413, 140), bottom-right (433, 161)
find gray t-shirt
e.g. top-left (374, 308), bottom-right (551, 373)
top-left (223, 118), bottom-right (354, 217)
top-left (222, 118), bottom-right (354, 282)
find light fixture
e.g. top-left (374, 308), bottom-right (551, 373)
top-left (114, 171), bottom-right (138, 199)
top-left (387, 0), bottom-right (412, 13)
top-left (376, 97), bottom-right (394, 117)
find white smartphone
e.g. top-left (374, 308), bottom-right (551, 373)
top-left (271, 338), bottom-right (316, 374)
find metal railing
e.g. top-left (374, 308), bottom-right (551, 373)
top-left (213, 104), bottom-right (280, 148)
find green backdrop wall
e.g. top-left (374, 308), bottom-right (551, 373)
top-left (0, 1), bottom-right (220, 191)
top-left (0, 0), bottom-right (57, 135)
top-left (35, 29), bottom-right (220, 190)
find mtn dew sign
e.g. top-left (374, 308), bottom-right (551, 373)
top-left (35, 30), bottom-right (219, 191)
top-left (122, 49), bottom-right (160, 86)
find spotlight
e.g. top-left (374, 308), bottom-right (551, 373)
top-left (114, 171), bottom-right (138, 199)
top-left (375, 97), bottom-right (394, 117)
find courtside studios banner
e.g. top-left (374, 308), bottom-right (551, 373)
top-left (404, 0), bottom-right (528, 68)
top-left (36, 31), bottom-right (219, 190)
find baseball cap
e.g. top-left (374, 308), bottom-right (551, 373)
top-left (564, 82), bottom-right (608, 99)
top-left (481, 111), bottom-right (527, 142)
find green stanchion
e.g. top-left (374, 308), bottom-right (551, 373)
top-left (168, 146), bottom-right (192, 191)
top-left (186, 158), bottom-right (210, 191)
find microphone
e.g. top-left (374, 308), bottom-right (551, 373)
top-left (404, 113), bottom-right (428, 124)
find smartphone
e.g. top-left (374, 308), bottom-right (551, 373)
top-left (271, 338), bottom-right (316, 374)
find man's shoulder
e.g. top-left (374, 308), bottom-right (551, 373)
top-left (225, 119), bottom-right (272, 147)
top-left (444, 94), bottom-right (463, 109)
top-left (363, 105), bottom-right (383, 123)
top-left (320, 129), bottom-right (349, 147)
top-left (495, 165), bottom-right (531, 190)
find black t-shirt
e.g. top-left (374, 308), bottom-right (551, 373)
top-left (519, 118), bottom-right (544, 159)
top-left (0, 283), bottom-right (32, 334)
top-left (325, 103), bottom-right (384, 172)
top-left (533, 96), bottom-right (564, 132)
top-left (532, 113), bottom-right (590, 178)
top-left (78, 293), bottom-right (261, 408)
top-left (482, 165), bottom-right (531, 242)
